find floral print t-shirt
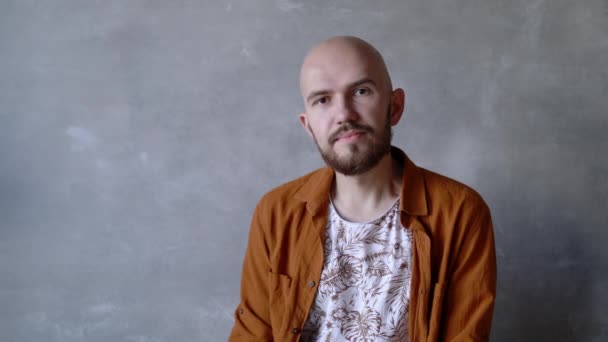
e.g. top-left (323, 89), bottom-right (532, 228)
top-left (301, 198), bottom-right (412, 342)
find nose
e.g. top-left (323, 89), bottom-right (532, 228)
top-left (334, 96), bottom-right (359, 124)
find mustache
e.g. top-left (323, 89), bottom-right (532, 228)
top-left (329, 122), bottom-right (374, 144)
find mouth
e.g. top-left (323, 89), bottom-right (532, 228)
top-left (333, 130), bottom-right (365, 144)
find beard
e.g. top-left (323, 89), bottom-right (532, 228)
top-left (310, 105), bottom-right (393, 176)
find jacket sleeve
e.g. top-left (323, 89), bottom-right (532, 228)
top-left (228, 201), bottom-right (274, 341)
top-left (442, 200), bottom-right (497, 341)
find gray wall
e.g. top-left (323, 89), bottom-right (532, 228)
top-left (1, 0), bottom-right (607, 341)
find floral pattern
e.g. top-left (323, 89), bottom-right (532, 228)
top-left (302, 199), bottom-right (412, 342)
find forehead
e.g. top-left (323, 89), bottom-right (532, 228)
top-left (300, 45), bottom-right (382, 94)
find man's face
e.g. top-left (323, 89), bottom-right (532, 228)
top-left (299, 43), bottom-right (401, 175)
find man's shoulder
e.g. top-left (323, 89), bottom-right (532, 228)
top-left (256, 167), bottom-right (329, 209)
top-left (418, 166), bottom-right (489, 212)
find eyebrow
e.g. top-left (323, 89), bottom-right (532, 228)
top-left (306, 78), bottom-right (377, 104)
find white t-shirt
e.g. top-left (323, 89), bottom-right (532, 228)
top-left (301, 198), bottom-right (413, 342)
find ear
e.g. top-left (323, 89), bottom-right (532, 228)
top-left (389, 88), bottom-right (405, 126)
top-left (299, 112), bottom-right (314, 138)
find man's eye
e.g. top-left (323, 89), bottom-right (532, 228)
top-left (314, 97), bottom-right (329, 105)
top-left (354, 88), bottom-right (369, 96)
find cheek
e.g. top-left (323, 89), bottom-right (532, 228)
top-left (307, 114), bottom-right (332, 134)
top-left (360, 99), bottom-right (384, 114)
top-left (310, 124), bottom-right (329, 141)
top-left (360, 102), bottom-right (389, 124)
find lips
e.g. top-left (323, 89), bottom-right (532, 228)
top-left (333, 130), bottom-right (365, 143)
top-left (329, 123), bottom-right (374, 144)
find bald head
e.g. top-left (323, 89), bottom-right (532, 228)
top-left (299, 36), bottom-right (393, 102)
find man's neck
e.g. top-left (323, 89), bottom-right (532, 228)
top-left (331, 152), bottom-right (403, 222)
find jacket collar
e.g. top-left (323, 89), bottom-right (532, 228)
top-left (293, 146), bottom-right (429, 217)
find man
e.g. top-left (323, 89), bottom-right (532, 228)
top-left (229, 36), bottom-right (496, 341)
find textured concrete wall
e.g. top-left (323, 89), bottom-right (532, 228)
top-left (1, 0), bottom-right (607, 341)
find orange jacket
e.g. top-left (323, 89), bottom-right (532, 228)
top-left (229, 147), bottom-right (496, 341)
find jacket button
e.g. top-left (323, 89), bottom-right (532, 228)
top-left (292, 328), bottom-right (301, 334)
top-left (307, 280), bottom-right (316, 288)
